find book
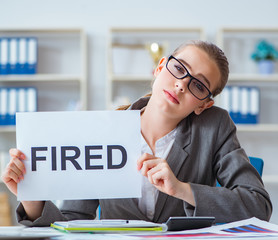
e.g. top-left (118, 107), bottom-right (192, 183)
top-left (51, 219), bottom-right (167, 233)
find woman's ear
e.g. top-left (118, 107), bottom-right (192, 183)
top-left (154, 57), bottom-right (167, 77)
top-left (194, 99), bottom-right (214, 115)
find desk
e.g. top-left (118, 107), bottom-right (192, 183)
top-left (1, 218), bottom-right (278, 240)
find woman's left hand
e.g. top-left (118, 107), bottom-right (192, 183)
top-left (137, 153), bottom-right (179, 196)
top-left (137, 153), bottom-right (195, 206)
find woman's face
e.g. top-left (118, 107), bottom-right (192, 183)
top-left (151, 45), bottom-right (221, 121)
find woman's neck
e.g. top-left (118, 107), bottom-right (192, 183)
top-left (140, 102), bottom-right (179, 154)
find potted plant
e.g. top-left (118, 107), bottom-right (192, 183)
top-left (251, 40), bottom-right (278, 74)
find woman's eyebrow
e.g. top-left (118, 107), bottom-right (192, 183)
top-left (178, 58), bottom-right (211, 88)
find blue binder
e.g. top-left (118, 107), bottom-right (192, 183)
top-left (220, 86), bottom-right (259, 124)
top-left (0, 38), bottom-right (9, 75)
top-left (8, 38), bottom-right (18, 74)
top-left (0, 87), bottom-right (38, 126)
top-left (7, 88), bottom-right (17, 125)
top-left (0, 88), bottom-right (8, 125)
top-left (26, 37), bottom-right (38, 74)
top-left (18, 37), bottom-right (28, 74)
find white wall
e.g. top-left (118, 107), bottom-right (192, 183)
top-left (1, 0), bottom-right (278, 110)
top-left (0, 0), bottom-right (278, 224)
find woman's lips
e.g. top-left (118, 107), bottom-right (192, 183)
top-left (163, 90), bottom-right (180, 104)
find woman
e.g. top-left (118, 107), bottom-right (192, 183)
top-left (2, 41), bottom-right (272, 226)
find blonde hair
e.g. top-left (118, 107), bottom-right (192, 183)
top-left (117, 40), bottom-right (229, 110)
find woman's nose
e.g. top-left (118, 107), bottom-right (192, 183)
top-left (175, 78), bottom-right (188, 92)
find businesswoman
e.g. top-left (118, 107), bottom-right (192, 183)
top-left (2, 40), bottom-right (272, 226)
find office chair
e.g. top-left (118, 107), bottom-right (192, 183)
top-left (248, 156), bottom-right (264, 177)
top-left (216, 156), bottom-right (264, 187)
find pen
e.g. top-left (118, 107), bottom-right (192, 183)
top-left (100, 220), bottom-right (129, 225)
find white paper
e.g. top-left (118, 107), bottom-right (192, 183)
top-left (164, 217), bottom-right (278, 239)
top-left (16, 110), bottom-right (141, 201)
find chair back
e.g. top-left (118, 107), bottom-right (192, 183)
top-left (249, 156), bottom-right (264, 176)
top-left (216, 156), bottom-right (264, 187)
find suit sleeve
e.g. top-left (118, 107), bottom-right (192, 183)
top-left (187, 109), bottom-right (272, 223)
top-left (16, 200), bottom-right (98, 227)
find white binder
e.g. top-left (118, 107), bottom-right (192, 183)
top-left (0, 88), bottom-right (8, 125)
top-left (8, 88), bottom-right (17, 125)
top-left (0, 38), bottom-right (8, 74)
top-left (18, 88), bottom-right (26, 112)
top-left (26, 88), bottom-right (37, 112)
top-left (19, 38), bottom-right (27, 74)
top-left (9, 38), bottom-right (18, 74)
top-left (27, 38), bottom-right (37, 74)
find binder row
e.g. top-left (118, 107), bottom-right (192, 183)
top-left (0, 87), bottom-right (37, 126)
top-left (218, 86), bottom-right (260, 124)
top-left (0, 37), bottom-right (38, 75)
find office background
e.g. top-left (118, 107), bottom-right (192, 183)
top-left (0, 0), bottom-right (277, 225)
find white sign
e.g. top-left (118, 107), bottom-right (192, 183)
top-left (16, 111), bottom-right (142, 201)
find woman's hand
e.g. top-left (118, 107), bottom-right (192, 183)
top-left (2, 148), bottom-right (45, 221)
top-left (137, 153), bottom-right (180, 195)
top-left (1, 148), bottom-right (26, 196)
top-left (137, 153), bottom-right (195, 206)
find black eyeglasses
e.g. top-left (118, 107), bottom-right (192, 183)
top-left (166, 55), bottom-right (212, 100)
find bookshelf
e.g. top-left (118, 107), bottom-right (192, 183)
top-left (0, 28), bottom-right (88, 225)
top-left (216, 27), bottom-right (278, 223)
top-left (216, 27), bottom-right (278, 132)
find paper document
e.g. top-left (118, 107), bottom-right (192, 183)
top-left (136, 217), bottom-right (278, 239)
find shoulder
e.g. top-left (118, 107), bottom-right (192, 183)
top-left (180, 106), bottom-right (237, 142)
top-left (190, 106), bottom-right (233, 127)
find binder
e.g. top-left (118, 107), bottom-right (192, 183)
top-left (8, 38), bottom-right (18, 74)
top-left (26, 37), bottom-right (37, 74)
top-left (26, 87), bottom-right (37, 112)
top-left (18, 88), bottom-right (27, 112)
top-left (18, 38), bottom-right (28, 74)
top-left (249, 87), bottom-right (260, 124)
top-left (219, 86), bottom-right (260, 124)
top-left (0, 38), bottom-right (9, 75)
top-left (8, 88), bottom-right (17, 125)
top-left (230, 86), bottom-right (240, 123)
top-left (0, 87), bottom-right (37, 126)
top-left (220, 87), bottom-right (231, 113)
top-left (239, 87), bottom-right (249, 124)
top-left (0, 88), bottom-right (8, 125)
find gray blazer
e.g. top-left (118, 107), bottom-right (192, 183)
top-left (17, 97), bottom-right (272, 226)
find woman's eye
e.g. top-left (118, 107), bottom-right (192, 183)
top-left (174, 64), bottom-right (185, 74)
top-left (193, 81), bottom-right (205, 92)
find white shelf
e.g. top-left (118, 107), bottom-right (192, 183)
top-left (110, 74), bottom-right (153, 82)
top-left (262, 175), bottom-right (278, 184)
top-left (229, 74), bottom-right (278, 82)
top-left (237, 124), bottom-right (278, 132)
top-left (0, 126), bottom-right (16, 133)
top-left (0, 74), bottom-right (84, 82)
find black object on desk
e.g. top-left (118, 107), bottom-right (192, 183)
top-left (165, 216), bottom-right (215, 231)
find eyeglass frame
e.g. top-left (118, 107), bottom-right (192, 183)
top-left (166, 55), bottom-right (212, 100)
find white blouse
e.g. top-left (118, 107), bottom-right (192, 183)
top-left (138, 128), bottom-right (177, 220)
